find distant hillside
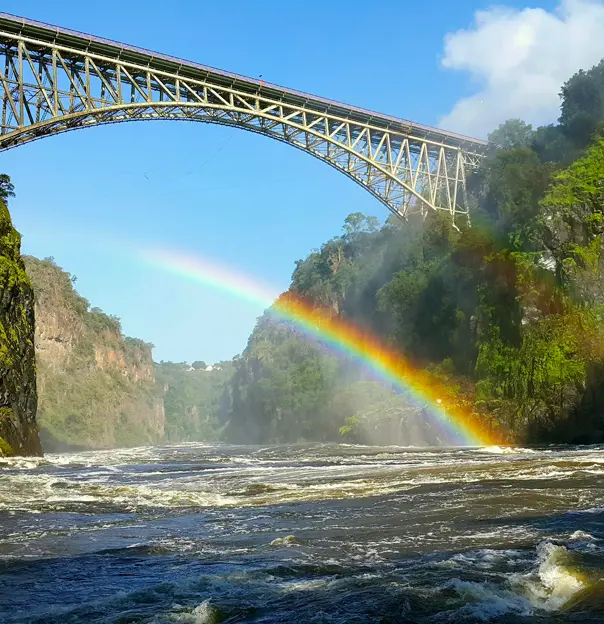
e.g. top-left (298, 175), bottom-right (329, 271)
top-left (155, 360), bottom-right (233, 442)
top-left (24, 256), bottom-right (164, 452)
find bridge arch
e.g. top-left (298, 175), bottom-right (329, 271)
top-left (0, 13), bottom-right (486, 225)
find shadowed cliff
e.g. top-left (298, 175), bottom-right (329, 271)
top-left (0, 198), bottom-right (41, 456)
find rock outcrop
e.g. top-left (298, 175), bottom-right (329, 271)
top-left (0, 201), bottom-right (41, 456)
top-left (24, 256), bottom-right (164, 452)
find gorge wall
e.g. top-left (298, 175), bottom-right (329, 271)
top-left (0, 200), bottom-right (41, 456)
top-left (155, 361), bottom-right (233, 443)
top-left (24, 256), bottom-right (164, 452)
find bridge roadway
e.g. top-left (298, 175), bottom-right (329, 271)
top-left (0, 12), bottom-right (487, 222)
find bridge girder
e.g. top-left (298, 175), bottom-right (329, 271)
top-left (0, 14), bottom-right (487, 224)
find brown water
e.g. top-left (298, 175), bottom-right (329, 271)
top-left (1, 443), bottom-right (604, 622)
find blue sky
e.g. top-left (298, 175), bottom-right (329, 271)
top-left (0, 0), bottom-right (572, 363)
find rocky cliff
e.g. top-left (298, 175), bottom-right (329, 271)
top-left (0, 201), bottom-right (41, 456)
top-left (24, 256), bottom-right (164, 452)
top-left (156, 361), bottom-right (233, 442)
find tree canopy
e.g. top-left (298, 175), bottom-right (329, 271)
top-left (218, 57), bottom-right (604, 446)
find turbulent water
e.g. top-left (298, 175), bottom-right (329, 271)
top-left (1, 444), bottom-right (604, 623)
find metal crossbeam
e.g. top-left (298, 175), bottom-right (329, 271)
top-left (0, 13), bottom-right (487, 224)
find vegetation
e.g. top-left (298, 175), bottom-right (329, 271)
top-left (156, 360), bottom-right (233, 442)
top-left (0, 190), bottom-right (40, 456)
top-left (0, 174), bottom-right (15, 203)
top-left (220, 58), bottom-right (604, 446)
top-left (5, 58), bottom-right (604, 451)
top-left (24, 256), bottom-right (164, 451)
top-left (20, 256), bottom-right (231, 450)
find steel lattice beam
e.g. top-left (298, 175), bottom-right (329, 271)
top-left (0, 13), bottom-right (487, 224)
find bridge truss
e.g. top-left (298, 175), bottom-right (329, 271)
top-left (0, 13), bottom-right (486, 223)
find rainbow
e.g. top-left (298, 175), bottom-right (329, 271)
top-left (140, 248), bottom-right (504, 446)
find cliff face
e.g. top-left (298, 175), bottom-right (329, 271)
top-left (155, 361), bottom-right (233, 442)
top-left (24, 256), bottom-right (164, 452)
top-left (0, 201), bottom-right (41, 456)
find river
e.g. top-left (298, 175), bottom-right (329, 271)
top-left (1, 443), bottom-right (604, 623)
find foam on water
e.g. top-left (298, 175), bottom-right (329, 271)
top-left (476, 446), bottom-right (538, 455)
top-left (2, 442), bottom-right (604, 622)
top-left (515, 541), bottom-right (585, 611)
top-left (440, 541), bottom-right (588, 621)
top-left (154, 600), bottom-right (222, 624)
top-left (443, 578), bottom-right (535, 621)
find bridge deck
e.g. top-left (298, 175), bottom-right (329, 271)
top-left (0, 12), bottom-right (486, 153)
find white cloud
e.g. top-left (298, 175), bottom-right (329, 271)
top-left (439, 0), bottom-right (604, 138)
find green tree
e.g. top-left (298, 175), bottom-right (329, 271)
top-left (532, 124), bottom-right (577, 165)
top-left (487, 119), bottom-right (534, 151)
top-left (221, 57), bottom-right (604, 447)
top-left (0, 174), bottom-right (15, 203)
top-left (559, 59), bottom-right (604, 148)
top-left (479, 147), bottom-right (553, 251)
top-left (541, 134), bottom-right (604, 302)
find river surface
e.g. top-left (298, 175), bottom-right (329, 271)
top-left (1, 443), bottom-right (604, 623)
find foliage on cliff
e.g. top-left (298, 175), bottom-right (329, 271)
top-left (155, 360), bottom-right (233, 442)
top-left (0, 188), bottom-right (41, 456)
top-left (24, 256), bottom-right (164, 451)
top-left (222, 58), bottom-right (604, 446)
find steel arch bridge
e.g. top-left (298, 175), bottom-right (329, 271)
top-left (0, 13), bottom-right (487, 224)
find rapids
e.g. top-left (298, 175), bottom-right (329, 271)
top-left (1, 443), bottom-right (604, 622)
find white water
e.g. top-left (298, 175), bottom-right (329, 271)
top-left (1, 443), bottom-right (604, 622)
